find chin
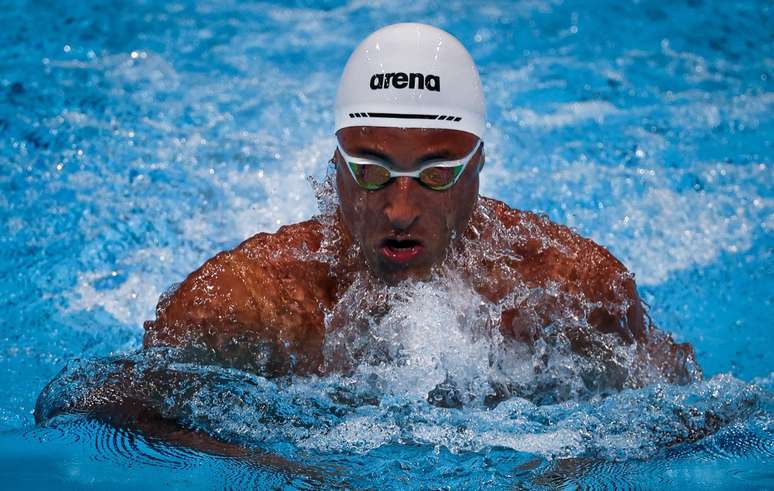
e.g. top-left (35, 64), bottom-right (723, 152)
top-left (372, 262), bottom-right (433, 285)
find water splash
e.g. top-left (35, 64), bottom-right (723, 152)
top-left (36, 348), bottom-right (773, 465)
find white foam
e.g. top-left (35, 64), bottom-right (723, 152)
top-left (557, 160), bottom-right (771, 285)
top-left (506, 101), bottom-right (619, 129)
top-left (68, 271), bottom-right (159, 327)
top-left (299, 416), bottom-right (400, 453)
top-left (222, 135), bottom-right (332, 238)
top-left (486, 154), bottom-right (771, 286)
top-left (322, 272), bottom-right (510, 402)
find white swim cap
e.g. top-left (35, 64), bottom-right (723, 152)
top-left (335, 23), bottom-right (486, 139)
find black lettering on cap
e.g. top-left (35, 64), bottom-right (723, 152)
top-left (370, 72), bottom-right (440, 92)
top-left (425, 75), bottom-right (440, 91)
top-left (370, 73), bottom-right (384, 89)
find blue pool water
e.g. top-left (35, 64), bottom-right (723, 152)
top-left (1, 0), bottom-right (773, 488)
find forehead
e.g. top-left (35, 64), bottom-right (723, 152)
top-left (336, 127), bottom-right (479, 158)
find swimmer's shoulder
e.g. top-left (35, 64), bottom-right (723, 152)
top-left (232, 217), bottom-right (339, 302)
top-left (478, 196), bottom-right (629, 276)
top-left (145, 218), bottom-right (336, 372)
top-left (478, 196), bottom-right (646, 339)
top-left (233, 218), bottom-right (327, 263)
top-left (479, 198), bottom-right (698, 372)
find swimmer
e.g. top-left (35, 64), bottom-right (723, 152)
top-left (140, 23), bottom-right (698, 385)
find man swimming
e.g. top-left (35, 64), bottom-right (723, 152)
top-left (140, 23), bottom-right (697, 386)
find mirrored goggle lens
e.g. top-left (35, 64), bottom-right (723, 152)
top-left (418, 165), bottom-right (464, 190)
top-left (347, 161), bottom-right (466, 191)
top-left (348, 162), bottom-right (391, 190)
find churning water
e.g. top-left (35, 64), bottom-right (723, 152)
top-left (2, 0), bottom-right (773, 488)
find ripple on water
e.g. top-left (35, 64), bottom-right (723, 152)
top-left (67, 418), bottom-right (200, 471)
top-left (23, 422), bottom-right (84, 446)
top-left (26, 415), bottom-right (334, 489)
top-left (695, 424), bottom-right (774, 462)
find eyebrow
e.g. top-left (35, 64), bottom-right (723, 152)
top-left (345, 146), bottom-right (460, 164)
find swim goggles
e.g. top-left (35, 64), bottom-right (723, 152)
top-left (336, 139), bottom-right (483, 191)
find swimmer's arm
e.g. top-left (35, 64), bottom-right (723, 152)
top-left (578, 255), bottom-right (700, 384)
top-left (573, 243), bottom-right (700, 383)
top-left (36, 253), bottom-right (282, 429)
top-left (35, 364), bottom-right (324, 479)
top-left (125, 413), bottom-right (326, 480)
top-left (490, 202), bottom-right (648, 344)
top-left (597, 274), bottom-right (699, 384)
top-left (496, 207), bottom-right (699, 384)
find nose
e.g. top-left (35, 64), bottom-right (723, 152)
top-left (383, 177), bottom-right (420, 231)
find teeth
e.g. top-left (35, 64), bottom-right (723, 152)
top-left (388, 240), bottom-right (416, 249)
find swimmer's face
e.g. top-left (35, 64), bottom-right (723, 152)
top-left (335, 127), bottom-right (483, 283)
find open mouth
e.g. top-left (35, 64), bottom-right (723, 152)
top-left (380, 238), bottom-right (425, 264)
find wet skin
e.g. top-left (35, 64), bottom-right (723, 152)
top-left (335, 127), bottom-right (482, 284)
top-left (143, 127), bottom-right (697, 383)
